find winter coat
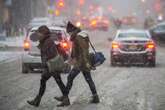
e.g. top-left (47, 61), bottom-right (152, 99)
top-left (39, 36), bottom-right (58, 68)
top-left (71, 31), bottom-right (92, 72)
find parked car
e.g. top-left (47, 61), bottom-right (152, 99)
top-left (111, 29), bottom-right (156, 67)
top-left (88, 17), bottom-right (110, 31)
top-left (121, 16), bottom-right (137, 25)
top-left (0, 32), bottom-right (6, 41)
top-left (149, 22), bottom-right (165, 41)
top-left (21, 26), bottom-right (71, 73)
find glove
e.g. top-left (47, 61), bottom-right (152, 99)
top-left (86, 63), bottom-right (96, 70)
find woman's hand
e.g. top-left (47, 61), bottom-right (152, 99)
top-left (68, 58), bottom-right (76, 65)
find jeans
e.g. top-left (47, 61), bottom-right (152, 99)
top-left (65, 68), bottom-right (97, 96)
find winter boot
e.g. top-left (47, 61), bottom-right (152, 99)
top-left (27, 95), bottom-right (41, 107)
top-left (57, 96), bottom-right (70, 107)
top-left (54, 96), bottom-right (65, 102)
top-left (90, 94), bottom-right (100, 104)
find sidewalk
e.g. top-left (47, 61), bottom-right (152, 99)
top-left (0, 36), bottom-right (24, 48)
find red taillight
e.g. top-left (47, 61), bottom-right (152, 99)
top-left (146, 41), bottom-right (155, 49)
top-left (147, 44), bottom-right (154, 49)
top-left (60, 41), bottom-right (70, 50)
top-left (23, 40), bottom-right (30, 50)
top-left (112, 41), bottom-right (119, 49)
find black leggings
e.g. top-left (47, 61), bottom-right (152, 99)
top-left (66, 68), bottom-right (97, 96)
top-left (38, 69), bottom-right (67, 98)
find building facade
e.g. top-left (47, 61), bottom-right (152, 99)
top-left (0, 0), bottom-right (48, 36)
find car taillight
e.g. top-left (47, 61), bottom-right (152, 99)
top-left (146, 41), bottom-right (155, 49)
top-left (23, 40), bottom-right (30, 50)
top-left (112, 41), bottom-right (120, 49)
top-left (60, 41), bottom-right (70, 50)
top-left (90, 20), bottom-right (97, 27)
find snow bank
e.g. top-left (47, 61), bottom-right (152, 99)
top-left (0, 36), bottom-right (24, 48)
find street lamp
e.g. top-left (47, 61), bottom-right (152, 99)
top-left (141, 0), bottom-right (146, 3)
top-left (158, 14), bottom-right (163, 21)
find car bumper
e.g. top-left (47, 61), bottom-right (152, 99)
top-left (111, 50), bottom-right (155, 63)
top-left (24, 62), bottom-right (42, 68)
top-left (22, 53), bottom-right (42, 68)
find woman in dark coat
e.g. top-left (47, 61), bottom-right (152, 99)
top-left (27, 25), bottom-right (70, 107)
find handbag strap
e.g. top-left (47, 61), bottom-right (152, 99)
top-left (53, 42), bottom-right (60, 55)
top-left (89, 40), bottom-right (97, 54)
top-left (55, 46), bottom-right (60, 55)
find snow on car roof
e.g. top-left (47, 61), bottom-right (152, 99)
top-left (116, 29), bottom-right (151, 38)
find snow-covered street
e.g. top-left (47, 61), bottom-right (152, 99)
top-left (0, 30), bottom-right (165, 110)
top-left (0, 36), bottom-right (24, 48)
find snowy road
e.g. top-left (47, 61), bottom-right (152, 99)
top-left (0, 31), bottom-right (165, 110)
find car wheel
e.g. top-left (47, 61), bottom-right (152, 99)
top-left (148, 60), bottom-right (156, 67)
top-left (22, 63), bottom-right (29, 73)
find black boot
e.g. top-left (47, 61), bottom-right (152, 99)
top-left (57, 96), bottom-right (70, 107)
top-left (90, 94), bottom-right (100, 104)
top-left (54, 96), bottom-right (65, 102)
top-left (27, 95), bottom-right (41, 107)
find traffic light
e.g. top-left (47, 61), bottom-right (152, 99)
top-left (48, 0), bottom-right (54, 6)
top-left (108, 5), bottom-right (113, 12)
top-left (79, 0), bottom-right (85, 6)
top-left (141, 0), bottom-right (146, 3)
top-left (57, 0), bottom-right (65, 8)
top-left (55, 9), bottom-right (60, 16)
top-left (154, 2), bottom-right (161, 12)
top-left (76, 10), bottom-right (81, 16)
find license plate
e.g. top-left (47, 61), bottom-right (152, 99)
top-left (129, 45), bottom-right (137, 50)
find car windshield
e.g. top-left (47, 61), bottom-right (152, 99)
top-left (118, 32), bottom-right (149, 39)
top-left (156, 25), bottom-right (165, 30)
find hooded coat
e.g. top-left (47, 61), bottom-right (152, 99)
top-left (72, 32), bottom-right (92, 71)
top-left (36, 26), bottom-right (58, 67)
top-left (37, 26), bottom-right (68, 68)
top-left (66, 22), bottom-right (92, 71)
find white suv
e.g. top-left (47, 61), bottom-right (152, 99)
top-left (21, 26), bottom-right (70, 73)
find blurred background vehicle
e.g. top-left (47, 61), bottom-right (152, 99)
top-left (149, 22), bottom-right (165, 42)
top-left (144, 17), bottom-right (155, 29)
top-left (121, 16), bottom-right (138, 26)
top-left (89, 17), bottom-right (110, 31)
top-left (111, 29), bottom-right (156, 67)
top-left (22, 26), bottom-right (71, 73)
top-left (27, 17), bottom-right (51, 30)
top-left (50, 16), bottom-right (68, 27)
